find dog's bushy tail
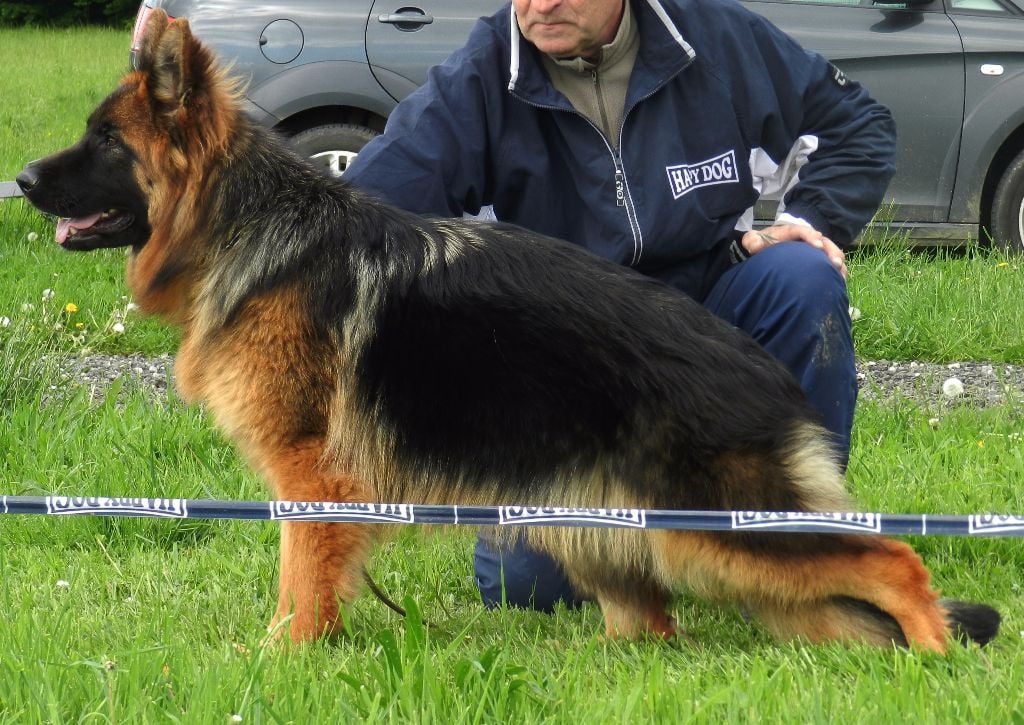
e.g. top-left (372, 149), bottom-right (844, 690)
top-left (940, 599), bottom-right (1001, 646)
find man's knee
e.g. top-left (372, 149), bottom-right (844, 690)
top-left (750, 242), bottom-right (849, 316)
top-left (473, 534), bottom-right (587, 612)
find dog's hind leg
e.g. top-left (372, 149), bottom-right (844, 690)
top-left (539, 529), bottom-right (677, 639)
top-left (595, 585), bottom-right (677, 639)
top-left (262, 438), bottom-right (372, 642)
top-left (651, 531), bottom-right (955, 651)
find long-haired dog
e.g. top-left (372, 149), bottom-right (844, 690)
top-left (16, 11), bottom-right (999, 650)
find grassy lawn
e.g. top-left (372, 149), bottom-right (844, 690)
top-left (1, 26), bottom-right (1023, 723)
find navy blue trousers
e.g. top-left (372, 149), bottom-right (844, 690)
top-left (472, 242), bottom-right (857, 611)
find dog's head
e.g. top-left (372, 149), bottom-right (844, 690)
top-left (16, 10), bottom-right (237, 252)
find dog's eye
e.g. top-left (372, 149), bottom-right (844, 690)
top-left (105, 135), bottom-right (120, 148)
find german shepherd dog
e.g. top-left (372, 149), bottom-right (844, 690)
top-left (17, 11), bottom-right (999, 650)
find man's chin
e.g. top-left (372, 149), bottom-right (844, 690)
top-left (522, 25), bottom-right (589, 59)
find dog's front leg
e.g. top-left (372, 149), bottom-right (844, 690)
top-left (272, 519), bottom-right (370, 640)
top-left (260, 438), bottom-right (371, 642)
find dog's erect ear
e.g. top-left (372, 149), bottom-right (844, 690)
top-left (132, 8), bottom-right (237, 156)
top-left (136, 10), bottom-right (216, 121)
top-left (135, 8), bottom-right (170, 76)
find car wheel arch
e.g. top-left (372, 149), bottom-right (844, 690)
top-left (979, 124), bottom-right (1024, 250)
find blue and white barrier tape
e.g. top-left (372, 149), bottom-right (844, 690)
top-left (3, 495), bottom-right (1024, 537)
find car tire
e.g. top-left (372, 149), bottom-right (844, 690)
top-left (289, 123), bottom-right (378, 177)
top-left (989, 148), bottom-right (1024, 253)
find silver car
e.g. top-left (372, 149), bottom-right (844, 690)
top-left (131, 0), bottom-right (1024, 251)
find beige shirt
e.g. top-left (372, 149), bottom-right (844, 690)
top-left (540, 1), bottom-right (640, 150)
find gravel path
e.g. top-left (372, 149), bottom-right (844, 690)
top-left (53, 354), bottom-right (1024, 409)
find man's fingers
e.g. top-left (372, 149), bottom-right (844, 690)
top-left (740, 225), bottom-right (847, 279)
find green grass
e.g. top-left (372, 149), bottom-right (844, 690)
top-left (0, 27), bottom-right (128, 179)
top-left (1, 25), bottom-right (1024, 724)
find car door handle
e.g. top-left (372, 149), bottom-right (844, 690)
top-left (378, 12), bottom-right (434, 27)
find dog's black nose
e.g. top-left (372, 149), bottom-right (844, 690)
top-left (15, 164), bottom-right (40, 193)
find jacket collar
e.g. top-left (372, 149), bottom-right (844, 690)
top-left (507, 0), bottom-right (696, 108)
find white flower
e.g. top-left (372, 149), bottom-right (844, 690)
top-left (27, 231), bottom-right (38, 243)
top-left (0, 317), bottom-right (9, 328)
top-left (230, 716), bottom-right (243, 723)
top-left (848, 306), bottom-right (862, 321)
top-left (942, 377), bottom-right (965, 398)
top-left (56, 579), bottom-right (70, 589)
top-left (928, 417), bottom-right (941, 428)
top-left (20, 303), bottom-right (34, 312)
top-left (42, 288), bottom-right (55, 302)
top-left (111, 322), bottom-right (126, 334)
top-left (125, 302), bottom-right (139, 313)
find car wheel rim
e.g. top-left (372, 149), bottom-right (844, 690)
top-left (1018, 195), bottom-right (1024, 247)
top-left (309, 149), bottom-right (359, 177)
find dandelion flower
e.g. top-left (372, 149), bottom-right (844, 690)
top-left (112, 322), bottom-right (126, 334)
top-left (942, 377), bottom-right (964, 398)
top-left (64, 302), bottom-right (78, 314)
top-left (42, 288), bottom-right (55, 302)
top-left (27, 231), bottom-right (38, 243)
top-left (997, 261), bottom-right (1010, 268)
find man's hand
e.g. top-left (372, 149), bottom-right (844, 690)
top-left (740, 223), bottom-right (847, 279)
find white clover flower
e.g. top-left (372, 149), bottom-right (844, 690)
top-left (21, 302), bottom-right (34, 312)
top-left (230, 715), bottom-right (243, 723)
top-left (942, 377), bottom-right (965, 398)
top-left (928, 417), bottom-right (940, 428)
top-left (0, 317), bottom-right (9, 328)
top-left (126, 302), bottom-right (139, 313)
top-left (56, 579), bottom-right (70, 589)
top-left (848, 306), bottom-right (862, 321)
top-left (42, 288), bottom-right (55, 302)
top-left (111, 322), bottom-right (126, 334)
top-left (27, 231), bottom-right (38, 243)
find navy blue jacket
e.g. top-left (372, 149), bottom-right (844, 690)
top-left (345, 0), bottom-right (896, 298)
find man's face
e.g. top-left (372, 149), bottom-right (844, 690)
top-left (513, 0), bottom-right (624, 60)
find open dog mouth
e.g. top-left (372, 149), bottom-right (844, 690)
top-left (56, 208), bottom-right (135, 247)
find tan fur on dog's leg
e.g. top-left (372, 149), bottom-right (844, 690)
top-left (272, 520), bottom-right (370, 640)
top-left (599, 596), bottom-right (677, 639)
top-left (653, 531), bottom-right (949, 652)
top-left (260, 439), bottom-right (371, 642)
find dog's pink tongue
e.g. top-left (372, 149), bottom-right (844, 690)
top-left (55, 213), bottom-right (103, 245)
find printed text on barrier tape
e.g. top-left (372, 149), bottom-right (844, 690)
top-left (2, 496), bottom-right (1024, 537)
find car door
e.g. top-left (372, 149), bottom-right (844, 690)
top-left (366, 1), bottom-right (504, 102)
top-left (944, 0), bottom-right (1024, 226)
top-left (741, 0), bottom-right (965, 225)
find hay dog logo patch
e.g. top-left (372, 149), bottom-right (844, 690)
top-left (270, 501), bottom-right (414, 523)
top-left (498, 506), bottom-right (646, 528)
top-left (665, 150), bottom-right (739, 200)
top-left (968, 514), bottom-right (1024, 535)
top-left (731, 511), bottom-right (881, 533)
top-left (46, 496), bottom-right (188, 518)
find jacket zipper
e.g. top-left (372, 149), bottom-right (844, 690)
top-left (510, 55), bottom-right (693, 268)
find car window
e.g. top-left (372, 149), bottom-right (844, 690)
top-left (949, 0), bottom-right (1012, 11)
